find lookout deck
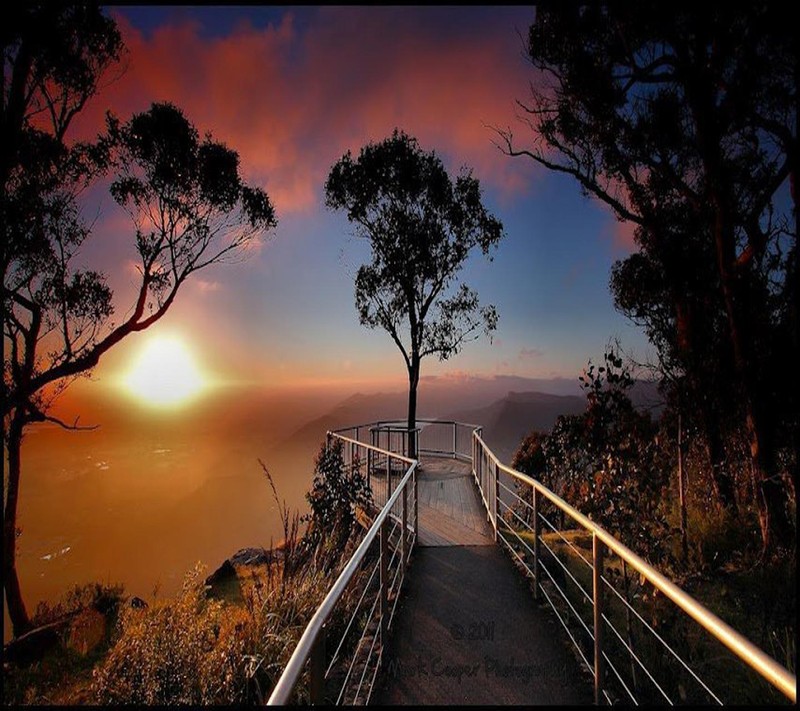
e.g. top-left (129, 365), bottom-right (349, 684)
top-left (416, 458), bottom-right (493, 547)
top-left (374, 456), bottom-right (593, 705)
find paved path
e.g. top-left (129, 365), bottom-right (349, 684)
top-left (374, 457), bottom-right (593, 705)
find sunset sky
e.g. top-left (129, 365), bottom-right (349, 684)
top-left (67, 5), bottom-right (650, 403)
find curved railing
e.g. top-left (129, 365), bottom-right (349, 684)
top-left (268, 420), bottom-right (796, 705)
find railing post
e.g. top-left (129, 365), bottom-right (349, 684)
top-left (402, 483), bottom-right (408, 565)
top-left (453, 422), bottom-right (457, 458)
top-left (471, 432), bottom-right (476, 479)
top-left (380, 517), bottom-right (389, 642)
top-left (493, 460), bottom-right (500, 540)
top-left (593, 533), bottom-right (606, 705)
top-left (385, 452), bottom-right (390, 508)
top-left (413, 467), bottom-right (419, 542)
top-left (533, 486), bottom-right (541, 601)
top-left (310, 623), bottom-right (326, 705)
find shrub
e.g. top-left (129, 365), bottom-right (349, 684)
top-left (302, 438), bottom-right (372, 562)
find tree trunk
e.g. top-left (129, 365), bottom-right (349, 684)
top-left (677, 297), bottom-right (738, 514)
top-left (406, 355), bottom-right (420, 459)
top-left (677, 414), bottom-right (689, 565)
top-left (685, 56), bottom-right (792, 557)
top-left (4, 412), bottom-right (32, 637)
top-left (701, 403), bottom-right (738, 514)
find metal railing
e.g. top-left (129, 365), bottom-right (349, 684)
top-left (333, 419), bottom-right (479, 462)
top-left (471, 431), bottom-right (797, 705)
top-left (269, 419), bottom-right (796, 705)
top-left (267, 432), bottom-right (418, 705)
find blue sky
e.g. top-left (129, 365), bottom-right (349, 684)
top-left (69, 5), bottom-right (651, 396)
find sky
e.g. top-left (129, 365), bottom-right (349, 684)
top-left (64, 5), bottom-right (651, 403)
top-left (9, 5), bottom-right (659, 633)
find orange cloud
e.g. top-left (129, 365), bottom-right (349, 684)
top-left (71, 8), bottom-right (537, 216)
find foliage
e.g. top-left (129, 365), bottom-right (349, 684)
top-left (258, 458), bottom-right (303, 586)
top-left (302, 438), bottom-right (373, 562)
top-left (3, 4), bottom-right (277, 636)
top-left (498, 2), bottom-right (797, 555)
top-left (325, 129), bottom-right (503, 436)
top-left (90, 562), bottom-right (330, 705)
top-left (512, 348), bottom-right (672, 561)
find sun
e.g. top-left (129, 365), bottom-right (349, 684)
top-left (122, 335), bottom-right (207, 408)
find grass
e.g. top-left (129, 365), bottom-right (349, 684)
top-left (499, 522), bottom-right (795, 705)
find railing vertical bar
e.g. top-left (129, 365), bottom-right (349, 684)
top-left (414, 467), bottom-right (419, 543)
top-left (310, 622), bottom-right (326, 705)
top-left (593, 532), bottom-right (606, 706)
top-left (385, 454), bottom-right (390, 509)
top-left (402, 484), bottom-right (408, 566)
top-left (380, 517), bottom-right (389, 643)
top-left (493, 460), bottom-right (500, 540)
top-left (533, 486), bottom-right (541, 602)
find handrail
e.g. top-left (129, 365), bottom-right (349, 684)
top-left (331, 418), bottom-right (482, 435)
top-left (267, 433), bottom-right (417, 705)
top-left (268, 420), bottom-right (796, 705)
top-left (472, 431), bottom-right (797, 703)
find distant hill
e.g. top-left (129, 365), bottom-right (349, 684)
top-left (275, 375), bottom-right (665, 465)
top-left (276, 375), bottom-right (583, 453)
top-left (445, 391), bottom-right (586, 464)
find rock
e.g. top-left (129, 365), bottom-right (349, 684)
top-left (206, 546), bottom-right (287, 588)
top-left (66, 608), bottom-right (106, 656)
top-left (230, 547), bottom-right (275, 567)
top-left (206, 558), bottom-right (237, 587)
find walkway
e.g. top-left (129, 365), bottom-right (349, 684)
top-left (374, 457), bottom-right (593, 705)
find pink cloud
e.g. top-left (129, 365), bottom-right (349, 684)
top-left (69, 8), bottom-right (537, 216)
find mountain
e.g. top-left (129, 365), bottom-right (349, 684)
top-left (275, 375), bottom-right (664, 466)
top-left (445, 391), bottom-right (586, 464)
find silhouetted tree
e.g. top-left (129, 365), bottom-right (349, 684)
top-left (514, 348), bottom-right (670, 560)
top-left (3, 7), bottom-right (276, 635)
top-left (497, 4), bottom-right (796, 556)
top-left (302, 439), bottom-right (373, 565)
top-left (325, 130), bottom-right (503, 456)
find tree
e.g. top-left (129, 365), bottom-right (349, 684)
top-left (3, 8), bottom-right (277, 636)
top-left (610, 224), bottom-right (741, 515)
top-left (497, 4), bottom-right (796, 556)
top-left (302, 439), bottom-right (373, 565)
top-left (325, 130), bottom-right (503, 455)
top-left (514, 348), bottom-right (670, 560)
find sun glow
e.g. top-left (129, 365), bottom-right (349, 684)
top-left (123, 335), bottom-right (207, 407)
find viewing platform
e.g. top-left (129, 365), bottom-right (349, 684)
top-left (267, 420), bottom-right (797, 706)
top-left (375, 455), bottom-right (591, 705)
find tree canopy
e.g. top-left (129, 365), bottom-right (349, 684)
top-left (325, 130), bottom-right (504, 448)
top-left (3, 5), bottom-right (277, 636)
top-left (497, 3), bottom-right (796, 556)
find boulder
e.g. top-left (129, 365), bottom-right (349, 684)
top-left (205, 546), bottom-right (292, 592)
top-left (66, 608), bottom-right (106, 656)
top-left (130, 596), bottom-right (148, 609)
